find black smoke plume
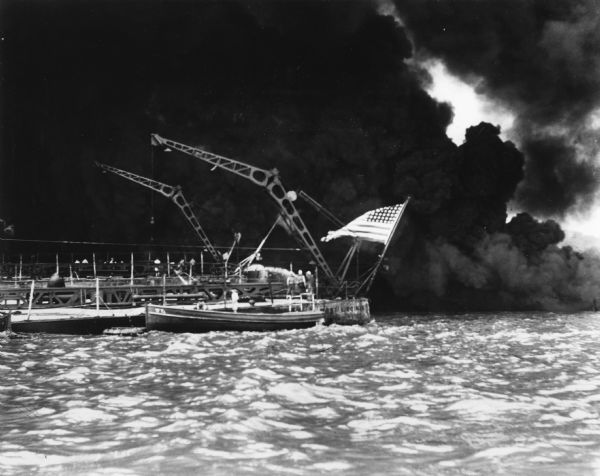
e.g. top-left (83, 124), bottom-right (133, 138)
top-left (2, 0), bottom-right (600, 310)
top-left (393, 0), bottom-right (600, 218)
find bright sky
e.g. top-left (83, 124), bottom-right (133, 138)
top-left (423, 59), bottom-right (600, 248)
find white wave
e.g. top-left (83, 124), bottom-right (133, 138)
top-left (269, 383), bottom-right (330, 404)
top-left (348, 415), bottom-right (449, 433)
top-left (216, 394), bottom-right (239, 405)
top-left (85, 468), bottom-right (139, 475)
top-left (309, 407), bottom-right (340, 419)
top-left (129, 350), bottom-right (163, 359)
top-left (366, 369), bottom-right (419, 379)
top-left (379, 382), bottom-right (412, 391)
top-left (446, 398), bottom-right (535, 415)
top-left (569, 409), bottom-right (597, 420)
top-left (158, 421), bottom-right (193, 433)
top-left (288, 430), bottom-right (314, 439)
top-left (382, 444), bottom-right (419, 454)
top-left (163, 341), bottom-right (201, 354)
top-left (312, 461), bottom-right (353, 471)
top-left (542, 382), bottom-right (598, 394)
top-left (103, 396), bottom-right (145, 408)
top-left (471, 445), bottom-right (526, 459)
top-left (301, 443), bottom-right (330, 451)
top-left (278, 352), bottom-right (301, 360)
top-left (249, 401), bottom-right (280, 411)
top-left (61, 407), bottom-right (115, 422)
top-left (58, 366), bottom-right (91, 383)
top-left (287, 365), bottom-right (317, 374)
top-left (193, 446), bottom-right (287, 460)
top-left (122, 417), bottom-right (161, 429)
top-left (408, 443), bottom-right (455, 453)
top-left (539, 413), bottom-right (572, 424)
top-left (243, 367), bottom-right (283, 379)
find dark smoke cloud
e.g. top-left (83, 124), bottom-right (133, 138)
top-left (394, 0), bottom-right (600, 217)
top-left (2, 0), bottom-right (600, 310)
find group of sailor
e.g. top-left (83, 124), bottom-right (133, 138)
top-left (286, 269), bottom-right (314, 296)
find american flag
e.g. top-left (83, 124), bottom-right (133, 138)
top-left (321, 201), bottom-right (408, 244)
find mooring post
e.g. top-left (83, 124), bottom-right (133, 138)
top-left (26, 280), bottom-right (35, 321)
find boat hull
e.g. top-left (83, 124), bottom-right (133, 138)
top-left (11, 315), bottom-right (145, 334)
top-left (9, 308), bottom-right (145, 334)
top-left (146, 304), bottom-right (323, 333)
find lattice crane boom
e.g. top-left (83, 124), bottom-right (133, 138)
top-left (95, 161), bottom-right (221, 263)
top-left (95, 161), bottom-right (176, 198)
top-left (150, 134), bottom-right (339, 286)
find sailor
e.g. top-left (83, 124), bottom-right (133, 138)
top-left (296, 270), bottom-right (306, 294)
top-left (305, 270), bottom-right (314, 294)
top-left (231, 289), bottom-right (239, 313)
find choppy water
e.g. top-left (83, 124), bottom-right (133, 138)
top-left (2, 312), bottom-right (600, 475)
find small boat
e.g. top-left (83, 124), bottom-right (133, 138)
top-left (146, 301), bottom-right (324, 333)
top-left (9, 307), bottom-right (145, 334)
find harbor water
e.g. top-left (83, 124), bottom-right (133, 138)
top-left (2, 312), bottom-right (600, 475)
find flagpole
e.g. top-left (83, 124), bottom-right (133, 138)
top-left (359, 197), bottom-right (411, 295)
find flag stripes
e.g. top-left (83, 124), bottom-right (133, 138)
top-left (321, 202), bottom-right (407, 244)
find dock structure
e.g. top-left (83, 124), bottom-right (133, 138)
top-left (0, 278), bottom-right (286, 310)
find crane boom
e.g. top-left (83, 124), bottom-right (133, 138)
top-left (150, 134), bottom-right (338, 286)
top-left (95, 161), bottom-right (221, 263)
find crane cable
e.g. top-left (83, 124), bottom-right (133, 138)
top-left (235, 215), bottom-right (281, 273)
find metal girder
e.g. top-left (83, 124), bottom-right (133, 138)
top-left (95, 161), bottom-right (221, 263)
top-left (151, 134), bottom-right (339, 286)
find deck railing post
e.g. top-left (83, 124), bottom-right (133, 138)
top-left (130, 252), bottom-right (134, 286)
top-left (95, 278), bottom-right (100, 314)
top-left (26, 280), bottom-right (35, 320)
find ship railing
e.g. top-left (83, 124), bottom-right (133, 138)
top-left (286, 292), bottom-right (315, 312)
